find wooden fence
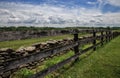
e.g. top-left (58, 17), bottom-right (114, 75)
top-left (0, 29), bottom-right (120, 78)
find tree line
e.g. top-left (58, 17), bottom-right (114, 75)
top-left (0, 26), bottom-right (119, 31)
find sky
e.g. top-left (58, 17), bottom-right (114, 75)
top-left (0, 0), bottom-right (120, 27)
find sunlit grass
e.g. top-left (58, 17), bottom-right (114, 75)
top-left (10, 36), bottom-right (120, 78)
top-left (0, 33), bottom-right (90, 50)
top-left (11, 50), bottom-right (74, 78)
top-left (0, 34), bottom-right (73, 50)
top-left (57, 36), bottom-right (120, 78)
top-left (2, 32), bottom-right (118, 78)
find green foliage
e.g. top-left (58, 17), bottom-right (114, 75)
top-left (11, 68), bottom-right (34, 78)
top-left (1, 26), bottom-right (118, 31)
top-left (0, 26), bottom-right (63, 31)
top-left (0, 26), bottom-right (120, 31)
top-left (11, 51), bottom-right (74, 78)
top-left (111, 27), bottom-right (120, 30)
top-left (0, 26), bottom-right (91, 31)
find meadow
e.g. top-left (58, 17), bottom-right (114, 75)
top-left (0, 28), bottom-right (120, 78)
top-left (57, 36), bottom-right (120, 78)
top-left (0, 32), bottom-right (91, 50)
top-left (9, 35), bottom-right (120, 78)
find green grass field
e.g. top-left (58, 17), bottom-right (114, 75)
top-left (10, 36), bottom-right (120, 78)
top-left (0, 33), bottom-right (90, 50)
top-left (0, 34), bottom-right (73, 50)
top-left (1, 31), bottom-right (120, 78)
top-left (56, 36), bottom-right (120, 78)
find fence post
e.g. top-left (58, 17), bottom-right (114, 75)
top-left (101, 30), bottom-right (104, 46)
top-left (113, 32), bottom-right (115, 38)
top-left (74, 33), bottom-right (79, 61)
top-left (109, 30), bottom-right (112, 40)
top-left (106, 30), bottom-right (108, 42)
top-left (93, 30), bottom-right (96, 51)
top-left (108, 29), bottom-right (111, 41)
top-left (111, 31), bottom-right (113, 39)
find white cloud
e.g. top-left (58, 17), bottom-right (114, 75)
top-left (88, 0), bottom-right (120, 8)
top-left (107, 0), bottom-right (120, 6)
top-left (0, 2), bottom-right (120, 27)
top-left (87, 2), bottom-right (96, 5)
top-left (96, 0), bottom-right (120, 7)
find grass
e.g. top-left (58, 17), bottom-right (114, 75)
top-left (11, 41), bottom-right (92, 78)
top-left (3, 32), bottom-right (120, 78)
top-left (56, 36), bottom-right (120, 78)
top-left (0, 34), bottom-right (73, 50)
top-left (11, 50), bottom-right (74, 78)
top-left (0, 33), bottom-right (90, 50)
top-left (10, 68), bottom-right (34, 78)
top-left (12, 37), bottom-right (120, 78)
top-left (12, 36), bottom-right (120, 78)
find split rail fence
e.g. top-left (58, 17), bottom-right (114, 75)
top-left (0, 29), bottom-right (120, 78)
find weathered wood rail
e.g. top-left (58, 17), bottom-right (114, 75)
top-left (0, 29), bottom-right (120, 78)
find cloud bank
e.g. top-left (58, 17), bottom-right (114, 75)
top-left (0, 1), bottom-right (120, 27)
top-left (107, 0), bottom-right (120, 6)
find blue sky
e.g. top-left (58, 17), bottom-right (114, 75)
top-left (0, 0), bottom-right (120, 27)
top-left (1, 0), bottom-right (120, 12)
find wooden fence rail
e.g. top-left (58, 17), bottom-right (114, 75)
top-left (30, 42), bottom-right (101, 78)
top-left (30, 30), bottom-right (120, 78)
top-left (0, 29), bottom-right (120, 78)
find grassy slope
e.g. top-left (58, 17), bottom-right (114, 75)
top-left (0, 34), bottom-right (73, 50)
top-left (0, 33), bottom-right (90, 50)
top-left (2, 32), bottom-right (120, 78)
top-left (57, 36), bottom-right (120, 78)
top-left (12, 36), bottom-right (120, 78)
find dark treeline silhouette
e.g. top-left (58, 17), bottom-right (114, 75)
top-left (0, 26), bottom-right (119, 31)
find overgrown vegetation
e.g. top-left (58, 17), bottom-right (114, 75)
top-left (0, 26), bottom-right (79, 31)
